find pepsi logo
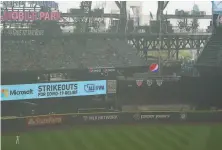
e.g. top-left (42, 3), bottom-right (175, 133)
top-left (150, 63), bottom-right (159, 72)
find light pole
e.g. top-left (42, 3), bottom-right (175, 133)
top-left (158, 12), bottom-right (162, 77)
top-left (157, 11), bottom-right (163, 86)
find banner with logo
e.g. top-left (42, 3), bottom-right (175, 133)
top-left (88, 67), bottom-right (116, 76)
top-left (2, 111), bottom-right (222, 133)
top-left (107, 80), bottom-right (117, 94)
top-left (82, 114), bottom-right (119, 122)
top-left (136, 80), bottom-right (143, 87)
top-left (212, 1), bottom-right (222, 14)
top-left (132, 112), bottom-right (185, 122)
top-left (1, 80), bottom-right (106, 101)
top-left (26, 115), bottom-right (63, 127)
top-left (3, 29), bottom-right (44, 36)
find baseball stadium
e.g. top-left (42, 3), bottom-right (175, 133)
top-left (1, 1), bottom-right (222, 150)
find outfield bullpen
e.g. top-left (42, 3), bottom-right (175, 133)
top-left (2, 111), bottom-right (222, 150)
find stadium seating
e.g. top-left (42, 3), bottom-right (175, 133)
top-left (197, 28), bottom-right (222, 67)
top-left (106, 39), bottom-right (145, 67)
top-left (2, 38), bottom-right (146, 72)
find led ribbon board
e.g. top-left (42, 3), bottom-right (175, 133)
top-left (1, 80), bottom-right (107, 101)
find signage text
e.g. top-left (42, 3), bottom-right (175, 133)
top-left (2, 11), bottom-right (61, 21)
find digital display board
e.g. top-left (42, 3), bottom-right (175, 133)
top-left (1, 80), bottom-right (107, 101)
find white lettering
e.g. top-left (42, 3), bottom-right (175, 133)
top-left (88, 115), bottom-right (118, 121)
top-left (5, 29), bottom-right (44, 36)
top-left (140, 114), bottom-right (171, 120)
top-left (141, 115), bottom-right (155, 119)
top-left (155, 115), bottom-right (170, 119)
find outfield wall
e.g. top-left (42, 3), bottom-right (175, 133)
top-left (2, 111), bottom-right (222, 134)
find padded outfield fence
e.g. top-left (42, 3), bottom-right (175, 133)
top-left (2, 110), bottom-right (222, 134)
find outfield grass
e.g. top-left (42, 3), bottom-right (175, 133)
top-left (2, 124), bottom-right (222, 150)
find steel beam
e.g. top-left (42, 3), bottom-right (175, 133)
top-left (115, 1), bottom-right (121, 9)
top-left (114, 1), bottom-right (127, 33)
top-left (2, 32), bottom-right (211, 39)
top-left (163, 14), bottom-right (212, 19)
top-left (119, 1), bottom-right (127, 33)
top-left (163, 1), bottom-right (169, 10)
top-left (157, 1), bottom-right (169, 20)
top-left (157, 1), bottom-right (164, 20)
top-left (2, 32), bottom-right (210, 54)
top-left (61, 13), bottom-right (120, 18)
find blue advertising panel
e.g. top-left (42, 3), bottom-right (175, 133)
top-left (1, 80), bottom-right (106, 101)
top-left (212, 1), bottom-right (222, 14)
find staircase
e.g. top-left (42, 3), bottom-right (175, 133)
top-left (196, 29), bottom-right (222, 67)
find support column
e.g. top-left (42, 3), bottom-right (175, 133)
top-left (157, 1), bottom-right (169, 20)
top-left (115, 1), bottom-right (127, 33)
top-left (80, 1), bottom-right (92, 32)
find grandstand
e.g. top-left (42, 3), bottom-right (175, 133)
top-left (1, 39), bottom-right (146, 71)
top-left (2, 2), bottom-right (222, 150)
top-left (196, 28), bottom-right (222, 68)
top-left (1, 1), bottom-right (222, 118)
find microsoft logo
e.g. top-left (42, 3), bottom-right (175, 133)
top-left (1, 88), bottom-right (33, 99)
top-left (1, 89), bottom-right (9, 98)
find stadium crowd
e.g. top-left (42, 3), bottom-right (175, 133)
top-left (2, 39), bottom-right (145, 72)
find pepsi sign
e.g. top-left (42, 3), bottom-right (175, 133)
top-left (150, 63), bottom-right (159, 72)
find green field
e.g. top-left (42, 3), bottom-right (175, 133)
top-left (2, 124), bottom-right (222, 150)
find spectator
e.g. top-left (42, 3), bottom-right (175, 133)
top-left (2, 38), bottom-right (145, 72)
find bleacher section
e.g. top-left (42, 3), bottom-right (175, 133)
top-left (2, 39), bottom-right (146, 72)
top-left (197, 28), bottom-right (222, 67)
top-left (83, 39), bottom-right (130, 67)
top-left (106, 39), bottom-right (145, 67)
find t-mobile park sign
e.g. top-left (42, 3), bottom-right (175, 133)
top-left (1, 11), bottom-right (61, 21)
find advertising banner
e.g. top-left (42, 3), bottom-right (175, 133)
top-left (28, 1), bottom-right (58, 9)
top-left (212, 1), bottom-right (222, 14)
top-left (132, 112), bottom-right (185, 122)
top-left (1, 80), bottom-right (106, 101)
top-left (88, 67), bottom-right (116, 77)
top-left (82, 114), bottom-right (119, 122)
top-left (69, 114), bottom-right (122, 125)
top-left (3, 29), bottom-right (44, 36)
top-left (1, 111), bottom-right (222, 133)
top-left (107, 80), bottom-right (117, 94)
top-left (26, 115), bottom-right (63, 127)
top-left (186, 112), bottom-right (222, 122)
top-left (1, 11), bottom-right (61, 21)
